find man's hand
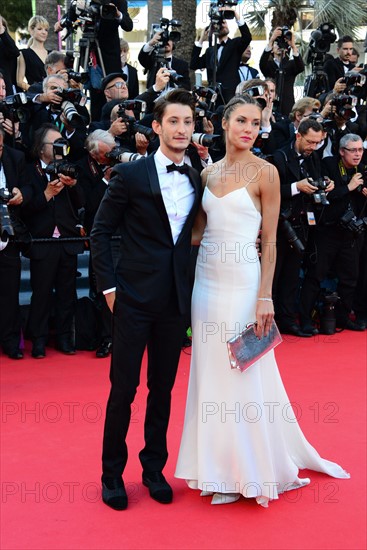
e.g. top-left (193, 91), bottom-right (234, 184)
top-left (261, 95), bottom-right (273, 127)
top-left (109, 117), bottom-right (129, 137)
top-left (0, 17), bottom-right (5, 34)
top-left (192, 142), bottom-right (209, 160)
top-left (105, 291), bottom-right (115, 313)
top-left (324, 177), bottom-right (334, 193)
top-left (348, 173), bottom-right (364, 191)
top-left (54, 21), bottom-right (62, 33)
top-left (59, 174), bottom-right (77, 188)
top-left (135, 132), bottom-right (149, 155)
top-left (296, 178), bottom-right (318, 194)
top-left (202, 117), bottom-right (214, 134)
top-left (44, 179), bottom-right (65, 201)
top-left (8, 187), bottom-right (23, 206)
top-left (149, 30), bottom-right (164, 47)
top-left (38, 90), bottom-right (63, 105)
top-left (155, 67), bottom-right (171, 91)
top-left (333, 77), bottom-right (347, 94)
top-left (269, 27), bottom-right (282, 47)
top-left (0, 115), bottom-right (20, 138)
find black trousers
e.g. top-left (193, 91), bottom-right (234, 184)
top-left (102, 291), bottom-right (187, 478)
top-left (0, 244), bottom-right (22, 352)
top-left (353, 232), bottom-right (367, 320)
top-left (299, 226), bottom-right (360, 325)
top-left (28, 245), bottom-right (78, 342)
top-left (273, 225), bottom-right (307, 328)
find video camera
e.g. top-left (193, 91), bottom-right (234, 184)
top-left (308, 23), bottom-right (336, 56)
top-left (275, 26), bottom-right (292, 51)
top-left (208, 0), bottom-right (238, 31)
top-left (59, 0), bottom-right (116, 38)
top-left (151, 17), bottom-right (182, 47)
top-left (105, 147), bottom-right (143, 165)
top-left (44, 139), bottom-right (78, 181)
top-left (0, 93), bottom-right (29, 124)
top-left (116, 100), bottom-right (156, 142)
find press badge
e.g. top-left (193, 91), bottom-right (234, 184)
top-left (307, 211), bottom-right (316, 225)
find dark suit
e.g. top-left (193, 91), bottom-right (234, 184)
top-left (190, 23), bottom-right (252, 103)
top-left (124, 63), bottom-right (139, 99)
top-left (0, 145), bottom-right (30, 355)
top-left (271, 141), bottom-right (322, 329)
top-left (0, 29), bottom-right (19, 94)
top-left (90, 153), bottom-right (201, 477)
top-left (138, 49), bottom-right (191, 91)
top-left (322, 57), bottom-right (355, 91)
top-left (259, 51), bottom-right (305, 116)
top-left (21, 161), bottom-right (84, 344)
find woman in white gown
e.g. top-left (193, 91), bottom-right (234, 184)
top-left (175, 95), bottom-right (349, 506)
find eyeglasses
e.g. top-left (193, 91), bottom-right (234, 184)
top-left (106, 82), bottom-right (127, 90)
top-left (343, 147), bottom-right (363, 153)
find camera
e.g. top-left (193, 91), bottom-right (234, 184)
top-left (193, 86), bottom-right (218, 105)
top-left (0, 93), bottom-right (29, 124)
top-left (339, 209), bottom-right (367, 235)
top-left (342, 70), bottom-right (367, 100)
top-left (208, 0), bottom-right (238, 29)
top-left (329, 94), bottom-right (357, 120)
top-left (116, 100), bottom-right (156, 142)
top-left (56, 88), bottom-right (87, 107)
top-left (192, 133), bottom-right (221, 147)
top-left (275, 26), bottom-right (292, 50)
top-left (44, 139), bottom-right (78, 181)
top-left (309, 23), bottom-right (336, 55)
top-left (151, 17), bottom-right (182, 46)
top-left (308, 178), bottom-right (330, 206)
top-left (105, 147), bottom-right (143, 165)
top-left (75, 0), bottom-right (116, 21)
top-left (242, 85), bottom-right (267, 109)
top-left (66, 69), bottom-right (89, 85)
top-left (279, 209), bottom-right (305, 255)
top-left (0, 188), bottom-right (15, 240)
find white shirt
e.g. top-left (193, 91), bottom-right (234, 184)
top-left (154, 148), bottom-right (195, 244)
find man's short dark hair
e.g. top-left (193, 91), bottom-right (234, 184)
top-left (298, 118), bottom-right (323, 136)
top-left (45, 51), bottom-right (66, 70)
top-left (153, 89), bottom-right (195, 124)
top-left (337, 35), bottom-right (353, 48)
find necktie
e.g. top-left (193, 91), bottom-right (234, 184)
top-left (167, 163), bottom-right (189, 175)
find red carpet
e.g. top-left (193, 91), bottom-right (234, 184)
top-left (1, 332), bottom-right (366, 550)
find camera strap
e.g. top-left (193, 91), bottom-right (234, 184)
top-left (338, 159), bottom-right (356, 183)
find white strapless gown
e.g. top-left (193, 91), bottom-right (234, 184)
top-left (175, 186), bottom-right (349, 506)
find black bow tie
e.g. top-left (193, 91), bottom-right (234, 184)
top-left (165, 57), bottom-right (172, 63)
top-left (167, 163), bottom-right (189, 175)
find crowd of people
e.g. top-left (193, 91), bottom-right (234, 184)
top-left (0, 8), bottom-right (366, 364)
top-left (0, 4), bottom-right (360, 510)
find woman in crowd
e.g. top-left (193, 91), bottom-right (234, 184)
top-left (175, 94), bottom-right (349, 506)
top-left (16, 15), bottom-right (49, 92)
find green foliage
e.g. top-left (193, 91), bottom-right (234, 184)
top-left (1, 0), bottom-right (32, 32)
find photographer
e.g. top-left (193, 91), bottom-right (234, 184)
top-left (26, 74), bottom-right (88, 161)
top-left (299, 134), bottom-right (367, 332)
top-left (138, 20), bottom-right (190, 91)
top-left (21, 123), bottom-right (85, 358)
top-left (55, 0), bottom-right (133, 120)
top-left (0, 72), bottom-right (25, 148)
top-left (259, 27), bottom-right (304, 116)
top-left (27, 51), bottom-right (86, 96)
top-left (0, 14), bottom-right (20, 95)
top-left (0, 124), bottom-right (31, 359)
top-left (323, 36), bottom-right (355, 91)
top-left (191, 5), bottom-right (251, 104)
top-left (271, 118), bottom-right (333, 336)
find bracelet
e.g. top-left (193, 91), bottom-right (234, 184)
top-left (257, 297), bottom-right (273, 302)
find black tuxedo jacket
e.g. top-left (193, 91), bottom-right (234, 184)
top-left (322, 57), bottom-right (355, 91)
top-left (91, 154), bottom-right (202, 314)
top-left (125, 63), bottom-right (139, 99)
top-left (138, 49), bottom-right (191, 91)
top-left (76, 153), bottom-right (107, 233)
top-left (272, 140), bottom-right (322, 219)
top-left (190, 24), bottom-right (252, 103)
top-left (21, 161), bottom-right (85, 259)
top-left (0, 29), bottom-right (19, 95)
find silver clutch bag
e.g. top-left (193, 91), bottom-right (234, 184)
top-left (227, 320), bottom-right (282, 372)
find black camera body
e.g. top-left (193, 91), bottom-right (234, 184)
top-left (339, 209), bottom-right (367, 235)
top-left (279, 209), bottom-right (305, 255)
top-left (116, 100), bottom-right (155, 142)
top-left (275, 26), bottom-right (292, 50)
top-left (44, 160), bottom-right (78, 182)
top-left (151, 17), bottom-right (182, 47)
top-left (330, 94), bottom-right (357, 120)
top-left (308, 177), bottom-right (330, 206)
top-left (0, 188), bottom-right (15, 240)
top-left (0, 93), bottom-right (29, 124)
top-left (66, 70), bottom-right (89, 85)
top-left (309, 23), bottom-right (336, 55)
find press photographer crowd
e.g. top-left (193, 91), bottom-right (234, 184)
top-left (0, 0), bottom-right (367, 361)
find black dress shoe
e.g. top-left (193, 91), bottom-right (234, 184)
top-left (102, 477), bottom-right (128, 510)
top-left (182, 336), bottom-right (192, 348)
top-left (344, 319), bottom-right (365, 332)
top-left (55, 342), bottom-right (76, 355)
top-left (301, 324), bottom-right (319, 336)
top-left (96, 340), bottom-right (112, 358)
top-left (5, 348), bottom-right (24, 360)
top-left (355, 318), bottom-right (367, 330)
top-left (280, 324), bottom-right (312, 338)
top-left (142, 471), bottom-right (173, 504)
top-left (32, 342), bottom-right (46, 359)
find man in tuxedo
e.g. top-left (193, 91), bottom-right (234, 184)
top-left (0, 125), bottom-right (31, 359)
top-left (271, 118), bottom-right (333, 336)
top-left (238, 46), bottom-right (259, 83)
top-left (191, 8), bottom-right (251, 104)
top-left (119, 38), bottom-right (139, 99)
top-left (90, 89), bottom-right (201, 510)
top-left (323, 36), bottom-right (355, 91)
top-left (21, 123), bottom-right (85, 358)
top-left (138, 30), bottom-right (191, 91)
